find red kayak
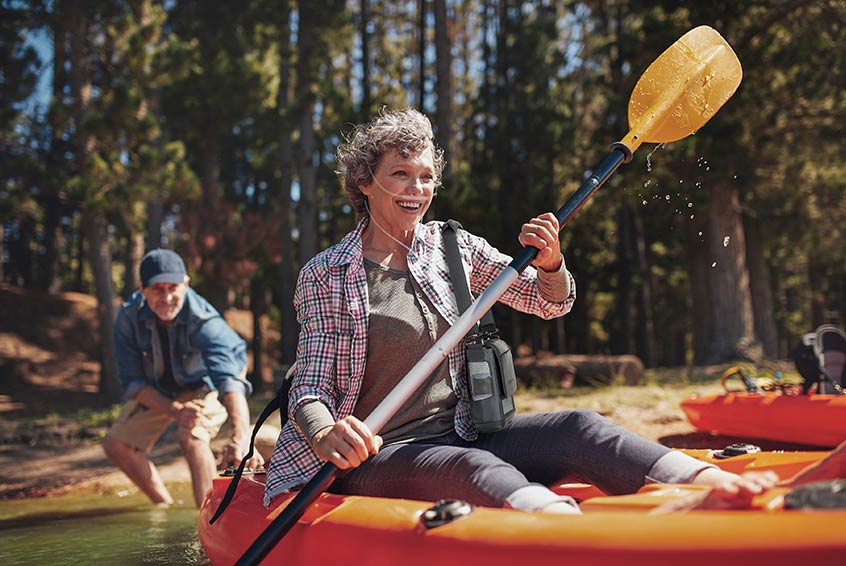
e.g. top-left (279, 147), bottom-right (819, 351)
top-left (681, 391), bottom-right (846, 447)
top-left (681, 366), bottom-right (846, 447)
top-left (199, 449), bottom-right (846, 565)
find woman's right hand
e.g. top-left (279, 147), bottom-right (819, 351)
top-left (311, 416), bottom-right (383, 469)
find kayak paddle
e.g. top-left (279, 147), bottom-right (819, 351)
top-left (235, 25), bottom-right (742, 565)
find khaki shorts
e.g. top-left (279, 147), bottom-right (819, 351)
top-left (107, 388), bottom-right (229, 454)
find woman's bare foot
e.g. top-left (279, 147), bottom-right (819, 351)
top-left (652, 442), bottom-right (846, 513)
top-left (651, 468), bottom-right (778, 513)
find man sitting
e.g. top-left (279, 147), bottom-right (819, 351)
top-left (102, 249), bottom-right (263, 506)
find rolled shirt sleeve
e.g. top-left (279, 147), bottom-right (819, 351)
top-left (295, 400), bottom-right (336, 441)
top-left (192, 316), bottom-right (251, 397)
top-left (536, 257), bottom-right (574, 303)
top-left (113, 309), bottom-right (149, 401)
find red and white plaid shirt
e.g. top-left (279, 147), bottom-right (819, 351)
top-left (264, 219), bottom-right (576, 505)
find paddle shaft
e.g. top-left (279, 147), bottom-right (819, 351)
top-left (235, 143), bottom-right (632, 566)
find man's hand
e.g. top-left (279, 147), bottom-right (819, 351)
top-left (172, 399), bottom-right (205, 429)
top-left (220, 437), bottom-right (265, 471)
top-left (219, 390), bottom-right (265, 471)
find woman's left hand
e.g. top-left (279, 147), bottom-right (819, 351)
top-left (518, 212), bottom-right (563, 272)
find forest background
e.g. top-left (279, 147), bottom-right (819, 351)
top-left (2, 0), bottom-right (844, 404)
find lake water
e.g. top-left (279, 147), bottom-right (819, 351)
top-left (0, 483), bottom-right (211, 566)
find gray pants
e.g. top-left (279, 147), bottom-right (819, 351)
top-left (332, 410), bottom-right (671, 507)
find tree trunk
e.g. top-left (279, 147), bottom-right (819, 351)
top-left (122, 229), bottom-right (144, 298)
top-left (145, 88), bottom-right (164, 249)
top-left (146, 200), bottom-right (163, 249)
top-left (553, 317), bottom-right (566, 354)
top-left (417, 0), bottom-right (426, 110)
top-left (69, 1), bottom-right (119, 402)
top-left (73, 217), bottom-right (85, 291)
top-left (360, 0), bottom-right (371, 116)
top-left (611, 203), bottom-right (634, 355)
top-left (743, 213), bottom-right (778, 358)
top-left (250, 277), bottom-right (268, 393)
top-left (41, 6), bottom-right (69, 294)
top-left (197, 132), bottom-right (229, 312)
top-left (705, 182), bottom-right (760, 363)
top-left (433, 0), bottom-right (455, 177)
top-left (200, 129), bottom-right (222, 206)
top-left (632, 207), bottom-right (655, 367)
top-left (807, 232), bottom-right (825, 328)
top-left (82, 211), bottom-right (122, 403)
top-left (296, 4), bottom-right (319, 264)
top-left (275, 0), bottom-right (298, 365)
top-left (40, 195), bottom-right (63, 293)
top-left (687, 216), bottom-right (711, 364)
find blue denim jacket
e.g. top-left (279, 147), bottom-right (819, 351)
top-left (114, 288), bottom-right (251, 401)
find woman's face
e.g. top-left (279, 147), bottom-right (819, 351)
top-left (361, 147), bottom-right (436, 236)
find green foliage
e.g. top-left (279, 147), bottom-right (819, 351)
top-left (3, 0), bottom-right (844, 368)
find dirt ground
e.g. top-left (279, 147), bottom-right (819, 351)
top-left (0, 284), bottom-right (815, 501)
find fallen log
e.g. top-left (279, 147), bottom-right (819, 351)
top-left (514, 354), bottom-right (645, 388)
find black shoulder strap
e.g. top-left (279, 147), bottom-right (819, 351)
top-left (441, 220), bottom-right (496, 335)
top-left (208, 366), bottom-right (295, 524)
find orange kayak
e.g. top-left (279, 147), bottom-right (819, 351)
top-left (199, 449), bottom-right (845, 565)
top-left (681, 392), bottom-right (846, 447)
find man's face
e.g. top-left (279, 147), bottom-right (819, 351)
top-left (141, 280), bottom-right (189, 322)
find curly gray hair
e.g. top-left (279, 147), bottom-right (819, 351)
top-left (336, 107), bottom-right (445, 217)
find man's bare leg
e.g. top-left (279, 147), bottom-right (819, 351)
top-left (179, 429), bottom-right (217, 507)
top-left (102, 436), bottom-right (174, 504)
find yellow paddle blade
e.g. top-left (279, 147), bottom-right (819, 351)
top-left (620, 26), bottom-right (742, 153)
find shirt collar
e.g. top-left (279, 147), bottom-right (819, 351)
top-left (324, 216), bottom-right (431, 269)
top-left (325, 217), bottom-right (367, 268)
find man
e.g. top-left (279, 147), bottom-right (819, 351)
top-left (102, 249), bottom-right (263, 506)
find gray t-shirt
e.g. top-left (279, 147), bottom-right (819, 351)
top-left (351, 259), bottom-right (457, 444)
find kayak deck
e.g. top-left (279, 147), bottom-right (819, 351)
top-left (199, 450), bottom-right (845, 565)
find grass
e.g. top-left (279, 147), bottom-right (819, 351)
top-left (515, 380), bottom-right (721, 415)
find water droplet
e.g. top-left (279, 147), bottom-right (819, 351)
top-left (732, 174), bottom-right (737, 179)
top-left (642, 200), bottom-right (647, 205)
top-left (698, 231), bottom-right (703, 237)
top-left (690, 214), bottom-right (695, 219)
top-left (687, 203), bottom-right (693, 208)
top-left (665, 195), bottom-right (670, 200)
top-left (679, 179), bottom-right (684, 184)
top-left (706, 166), bottom-right (710, 171)
top-left (723, 236), bottom-right (730, 247)
top-left (711, 262), bottom-right (717, 268)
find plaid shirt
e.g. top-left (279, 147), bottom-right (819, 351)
top-left (264, 219), bottom-right (576, 505)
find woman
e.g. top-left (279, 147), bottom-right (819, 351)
top-left (264, 107), bottom-right (775, 512)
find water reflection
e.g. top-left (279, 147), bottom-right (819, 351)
top-left (0, 483), bottom-right (210, 566)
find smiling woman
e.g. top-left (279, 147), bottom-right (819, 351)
top-left (260, 104), bottom-right (775, 529)
top-left (263, 107), bottom-right (584, 512)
